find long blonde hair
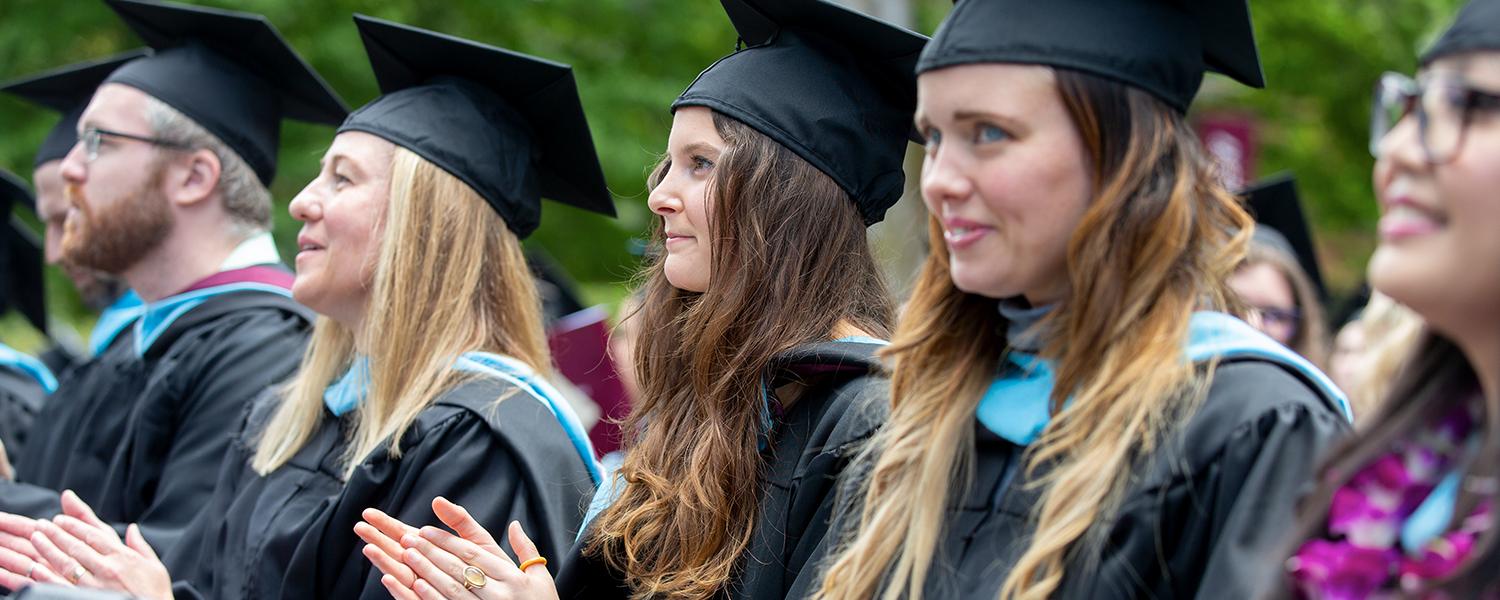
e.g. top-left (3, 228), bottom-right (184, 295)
top-left (814, 69), bottom-right (1253, 600)
top-left (252, 147), bottom-right (550, 477)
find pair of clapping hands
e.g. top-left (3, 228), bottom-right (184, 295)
top-left (0, 490), bottom-right (170, 599)
top-left (355, 497), bottom-right (558, 600)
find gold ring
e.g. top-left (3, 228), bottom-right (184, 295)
top-left (518, 556), bottom-right (548, 573)
top-left (461, 565), bottom-right (487, 590)
top-left (67, 564), bottom-right (86, 583)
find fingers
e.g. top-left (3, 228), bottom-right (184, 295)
top-left (0, 532), bottom-right (39, 561)
top-left (400, 542), bottom-right (477, 600)
top-left (125, 524), bottom-right (158, 561)
top-left (362, 543), bottom-right (415, 588)
top-left (382, 573), bottom-right (423, 600)
top-left (53, 516), bottom-right (120, 555)
top-left (506, 522), bottom-right (543, 572)
top-left (355, 520), bottom-right (407, 567)
top-left (0, 564), bottom-right (31, 593)
top-left (31, 521), bottom-right (104, 585)
top-left (418, 527), bottom-right (512, 575)
top-left (0, 513), bottom-right (36, 538)
top-left (59, 491), bottom-right (108, 530)
top-left (432, 498), bottom-right (500, 549)
top-left (27, 528), bottom-right (80, 586)
top-left (0, 545), bottom-right (39, 588)
top-left (362, 508), bottom-right (418, 544)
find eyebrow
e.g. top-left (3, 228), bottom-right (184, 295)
top-left (680, 141), bottom-right (722, 158)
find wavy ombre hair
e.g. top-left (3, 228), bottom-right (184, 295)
top-left (583, 111), bottom-right (893, 599)
top-left (252, 147), bottom-right (550, 477)
top-left (814, 69), bottom-right (1254, 600)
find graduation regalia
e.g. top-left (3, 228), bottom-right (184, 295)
top-left (0, 170), bottom-right (55, 465)
top-left (164, 357), bottom-right (598, 599)
top-left (0, 0), bottom-right (344, 553)
top-left (556, 340), bottom-right (891, 599)
top-left (795, 313), bottom-right (1351, 599)
top-left (157, 13), bottom-right (615, 598)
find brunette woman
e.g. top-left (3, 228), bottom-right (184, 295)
top-left (1277, 1), bottom-right (1500, 596)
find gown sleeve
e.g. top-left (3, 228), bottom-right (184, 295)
top-left (1075, 360), bottom-right (1351, 599)
top-left (287, 384), bottom-right (593, 599)
top-left (0, 368), bottom-right (45, 466)
top-left (118, 308), bottom-right (310, 553)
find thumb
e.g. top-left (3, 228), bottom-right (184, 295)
top-left (125, 524), bottom-right (159, 561)
top-left (507, 521), bottom-right (544, 572)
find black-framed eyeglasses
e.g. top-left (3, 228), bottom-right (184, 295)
top-left (80, 127), bottom-right (194, 163)
top-left (1371, 71), bottom-right (1500, 164)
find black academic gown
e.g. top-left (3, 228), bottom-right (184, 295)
top-left (554, 340), bottom-right (889, 600)
top-left (0, 367), bottom-right (46, 466)
top-left (164, 375), bottom-right (596, 600)
top-left (0, 290), bottom-right (312, 553)
top-left (795, 358), bottom-right (1349, 600)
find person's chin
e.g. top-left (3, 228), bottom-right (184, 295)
top-left (949, 265), bottom-right (1013, 300)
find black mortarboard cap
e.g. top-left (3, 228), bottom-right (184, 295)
top-left (1423, 0), bottom-right (1500, 64)
top-left (340, 15), bottom-right (615, 239)
top-left (1, 50), bottom-right (151, 167)
top-left (1, 170), bottom-right (48, 333)
top-left (672, 0), bottom-right (928, 225)
top-left (100, 0), bottom-right (349, 186)
top-left (1242, 174), bottom-right (1327, 300)
top-left (918, 0), bottom-right (1265, 113)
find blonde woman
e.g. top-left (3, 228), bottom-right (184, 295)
top-left (3, 15), bottom-right (611, 599)
top-left (810, 1), bottom-right (1352, 599)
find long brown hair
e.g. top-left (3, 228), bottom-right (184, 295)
top-left (1278, 332), bottom-right (1499, 596)
top-left (584, 111), bottom-right (893, 599)
top-left (253, 147), bottom-right (550, 476)
top-left (814, 68), bottom-right (1253, 600)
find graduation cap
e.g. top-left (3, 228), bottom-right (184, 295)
top-left (99, 0), bottom-right (349, 185)
top-left (917, 0), bottom-right (1265, 113)
top-left (339, 14), bottom-right (616, 239)
top-left (672, 0), bottom-right (928, 225)
top-left (1, 50), bottom-right (151, 168)
top-left (1423, 0), bottom-right (1500, 64)
top-left (1241, 174), bottom-right (1327, 300)
top-left (0, 170), bottom-right (48, 334)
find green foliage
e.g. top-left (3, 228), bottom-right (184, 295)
top-left (0, 0), bottom-right (1477, 339)
top-left (1198, 0), bottom-right (1465, 294)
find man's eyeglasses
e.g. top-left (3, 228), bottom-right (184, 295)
top-left (80, 127), bottom-right (193, 163)
top-left (1372, 71), bottom-right (1500, 164)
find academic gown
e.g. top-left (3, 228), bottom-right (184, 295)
top-left (554, 340), bottom-right (890, 600)
top-left (795, 358), bottom-right (1349, 600)
top-left (163, 371), bottom-right (596, 600)
top-left (0, 367), bottom-right (46, 465)
top-left (0, 287), bottom-right (312, 553)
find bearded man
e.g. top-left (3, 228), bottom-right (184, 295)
top-left (0, 0), bottom-right (345, 561)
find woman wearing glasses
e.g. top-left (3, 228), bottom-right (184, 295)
top-left (1276, 1), bottom-right (1500, 597)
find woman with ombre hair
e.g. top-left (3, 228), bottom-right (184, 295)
top-left (809, 1), bottom-right (1351, 599)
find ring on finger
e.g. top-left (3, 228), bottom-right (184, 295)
top-left (67, 564), bottom-right (87, 584)
top-left (461, 565), bottom-right (488, 590)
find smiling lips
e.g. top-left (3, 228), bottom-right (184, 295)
top-left (942, 217), bottom-right (991, 250)
top-left (1379, 196), bottom-right (1447, 242)
top-left (296, 234), bottom-right (326, 257)
top-left (664, 230), bottom-right (695, 247)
